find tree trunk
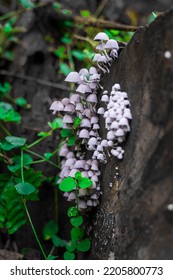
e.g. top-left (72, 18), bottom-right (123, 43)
top-left (89, 10), bottom-right (173, 260)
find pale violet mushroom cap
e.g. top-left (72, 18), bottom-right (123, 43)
top-left (93, 32), bottom-right (109, 41)
top-left (65, 71), bottom-right (81, 83)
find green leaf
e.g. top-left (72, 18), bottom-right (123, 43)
top-left (53, 2), bottom-right (61, 12)
top-left (59, 177), bottom-right (76, 192)
top-left (7, 154), bottom-right (33, 173)
top-left (44, 153), bottom-right (53, 160)
top-left (62, 9), bottom-right (72, 15)
top-left (60, 129), bottom-right (73, 138)
top-left (15, 97), bottom-right (27, 106)
top-left (78, 177), bottom-right (93, 189)
top-left (73, 117), bottom-right (81, 129)
top-left (72, 50), bottom-right (88, 61)
top-left (15, 182), bottom-right (35, 195)
top-left (70, 216), bottom-right (83, 227)
top-left (19, 0), bottom-right (35, 9)
top-left (0, 102), bottom-right (21, 123)
top-left (5, 136), bottom-right (26, 147)
top-left (0, 140), bottom-right (14, 151)
top-left (43, 220), bottom-right (58, 240)
top-left (63, 251), bottom-right (75, 260)
top-left (48, 118), bottom-right (63, 130)
top-left (52, 235), bottom-right (66, 247)
top-left (75, 172), bottom-right (82, 181)
top-left (67, 135), bottom-right (76, 146)
top-left (53, 46), bottom-right (66, 59)
top-left (61, 36), bottom-right (72, 44)
top-left (80, 10), bottom-right (90, 18)
top-left (47, 255), bottom-right (57, 260)
top-left (76, 238), bottom-right (91, 252)
top-left (60, 63), bottom-right (71, 76)
top-left (67, 206), bottom-right (78, 217)
top-left (37, 131), bottom-right (51, 137)
top-left (71, 227), bottom-right (84, 241)
top-left (66, 241), bottom-right (76, 252)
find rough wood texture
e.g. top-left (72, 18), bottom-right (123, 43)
top-left (89, 10), bottom-right (173, 260)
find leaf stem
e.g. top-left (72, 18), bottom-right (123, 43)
top-left (21, 149), bottom-right (24, 183)
top-left (0, 123), bottom-right (11, 136)
top-left (23, 149), bottom-right (59, 168)
top-left (22, 199), bottom-right (47, 260)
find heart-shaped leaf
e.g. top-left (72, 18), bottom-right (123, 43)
top-left (15, 182), bottom-right (35, 195)
top-left (59, 177), bottom-right (76, 192)
top-left (78, 177), bottom-right (92, 189)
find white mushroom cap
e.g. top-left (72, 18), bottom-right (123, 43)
top-left (64, 158), bottom-right (76, 167)
top-left (101, 95), bottom-right (109, 102)
top-left (70, 94), bottom-right (81, 103)
top-left (87, 200), bottom-right (93, 206)
top-left (79, 188), bottom-right (88, 197)
top-left (59, 147), bottom-right (69, 156)
top-left (64, 104), bottom-right (75, 113)
top-left (79, 129), bottom-right (89, 139)
top-left (108, 140), bottom-right (114, 146)
top-left (78, 200), bottom-right (87, 210)
top-left (104, 39), bottom-right (119, 50)
top-left (86, 93), bottom-right (97, 103)
top-left (76, 102), bottom-right (84, 112)
top-left (111, 121), bottom-right (119, 129)
top-left (91, 175), bottom-right (99, 182)
top-left (101, 139), bottom-right (108, 147)
top-left (69, 168), bottom-right (79, 177)
top-left (91, 116), bottom-right (99, 124)
top-left (113, 83), bottom-right (121, 91)
top-left (97, 107), bottom-right (105, 114)
top-left (88, 137), bottom-right (97, 146)
top-left (107, 131), bottom-right (115, 140)
top-left (66, 152), bottom-right (74, 158)
top-left (89, 66), bottom-right (98, 75)
top-left (93, 123), bottom-right (100, 130)
top-left (79, 68), bottom-right (89, 77)
top-left (80, 118), bottom-right (91, 128)
top-left (123, 109), bottom-right (132, 119)
top-left (115, 128), bottom-right (124, 137)
top-left (93, 32), bottom-right (109, 41)
top-left (97, 145), bottom-right (103, 152)
top-left (50, 101), bottom-right (64, 112)
top-left (65, 71), bottom-right (81, 83)
top-left (61, 98), bottom-right (70, 105)
top-left (67, 192), bottom-right (76, 201)
top-left (74, 160), bottom-right (85, 169)
top-left (97, 153), bottom-right (104, 161)
top-left (119, 117), bottom-right (129, 127)
top-left (76, 84), bottom-right (92, 94)
top-left (63, 115), bottom-right (73, 123)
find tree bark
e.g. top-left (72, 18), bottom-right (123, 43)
top-left (89, 10), bottom-right (173, 260)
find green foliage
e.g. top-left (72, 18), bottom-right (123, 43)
top-left (76, 238), bottom-right (91, 252)
top-left (19, 0), bottom-right (35, 9)
top-left (0, 102), bottom-right (21, 123)
top-left (43, 220), bottom-right (59, 240)
top-left (59, 177), bottom-right (76, 192)
top-left (15, 182), bottom-right (35, 195)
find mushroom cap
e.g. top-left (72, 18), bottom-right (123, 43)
top-left (96, 42), bottom-right (105, 50)
top-left (69, 168), bottom-right (79, 177)
top-left (74, 160), bottom-right (85, 169)
top-left (97, 153), bottom-right (104, 161)
top-left (105, 39), bottom-right (119, 50)
top-left (107, 130), bottom-right (115, 140)
top-left (123, 109), bottom-right (132, 119)
top-left (59, 147), bottom-right (69, 156)
top-left (113, 83), bottom-right (121, 91)
top-left (76, 84), bottom-right (92, 94)
top-left (79, 68), bottom-right (89, 77)
top-left (66, 152), bottom-right (74, 158)
top-left (64, 103), bottom-right (75, 113)
top-left (65, 71), bottom-right (81, 83)
top-left (67, 192), bottom-right (76, 201)
top-left (115, 128), bottom-right (124, 137)
top-left (79, 188), bottom-right (88, 197)
top-left (79, 129), bottom-right (90, 139)
top-left (89, 66), bottom-right (98, 75)
top-left (61, 98), bottom-right (70, 106)
top-left (111, 149), bottom-right (119, 157)
top-left (93, 123), bottom-right (100, 130)
top-left (83, 108), bottom-right (92, 118)
top-left (78, 200), bottom-right (87, 210)
top-left (108, 140), bottom-right (113, 146)
top-left (75, 102), bottom-right (84, 112)
top-left (86, 93), bottom-right (97, 103)
top-left (101, 95), bottom-right (109, 102)
top-left (80, 118), bottom-right (91, 128)
top-left (111, 121), bottom-right (119, 129)
top-left (88, 137), bottom-right (97, 146)
top-left (97, 145), bottom-right (103, 152)
top-left (63, 114), bottom-right (73, 124)
top-left (50, 101), bottom-right (64, 112)
top-left (93, 54), bottom-right (107, 63)
top-left (91, 116), bottom-right (98, 124)
top-left (64, 158), bottom-right (76, 167)
top-left (91, 175), bottom-right (99, 182)
top-left (97, 107), bottom-right (105, 114)
top-left (70, 94), bottom-right (81, 103)
top-left (101, 139), bottom-right (108, 147)
top-left (93, 32), bottom-right (109, 41)
top-left (87, 200), bottom-right (93, 206)
top-left (119, 117), bottom-right (129, 127)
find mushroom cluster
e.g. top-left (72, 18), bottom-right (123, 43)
top-left (58, 144), bottom-right (100, 210)
top-left (49, 32), bottom-right (132, 210)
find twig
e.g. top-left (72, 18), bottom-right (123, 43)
top-left (94, 0), bottom-right (108, 18)
top-left (74, 16), bottom-right (138, 32)
top-left (0, 70), bottom-right (71, 92)
top-left (0, 153), bottom-right (13, 165)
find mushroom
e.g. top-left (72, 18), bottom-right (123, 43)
top-left (65, 71), bottom-right (81, 83)
top-left (50, 101), bottom-right (64, 114)
top-left (79, 129), bottom-right (90, 139)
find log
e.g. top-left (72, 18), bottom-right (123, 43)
top-left (89, 9), bottom-right (173, 260)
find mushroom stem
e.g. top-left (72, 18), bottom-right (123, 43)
top-left (97, 62), bottom-right (107, 73)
